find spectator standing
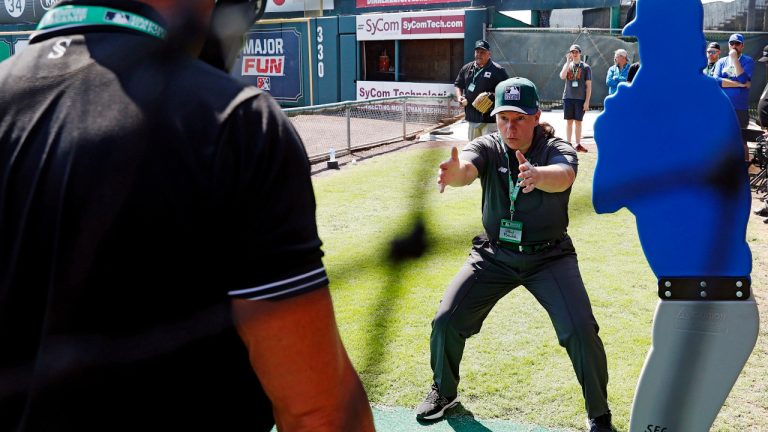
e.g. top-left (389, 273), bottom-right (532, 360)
top-left (559, 44), bottom-right (592, 153)
top-left (0, 1), bottom-right (374, 431)
top-left (703, 42), bottom-right (721, 77)
top-left (751, 45), bottom-right (768, 220)
top-left (606, 49), bottom-right (630, 95)
top-left (416, 77), bottom-right (616, 432)
top-left (758, 45), bottom-right (768, 128)
top-left (627, 62), bottom-right (640, 83)
top-left (713, 33), bottom-right (754, 130)
top-left (455, 40), bottom-right (510, 140)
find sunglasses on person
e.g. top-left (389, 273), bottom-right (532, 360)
top-left (707, 50), bottom-right (718, 54)
top-left (729, 41), bottom-right (743, 46)
top-left (570, 50), bottom-right (580, 54)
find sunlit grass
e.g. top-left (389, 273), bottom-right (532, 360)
top-left (312, 146), bottom-right (764, 431)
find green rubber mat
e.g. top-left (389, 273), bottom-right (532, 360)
top-left (371, 405), bottom-right (571, 431)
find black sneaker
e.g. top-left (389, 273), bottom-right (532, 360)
top-left (415, 385), bottom-right (460, 421)
top-left (587, 411), bottom-right (617, 432)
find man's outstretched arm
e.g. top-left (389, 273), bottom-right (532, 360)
top-left (437, 146), bottom-right (479, 193)
top-left (232, 288), bottom-right (374, 432)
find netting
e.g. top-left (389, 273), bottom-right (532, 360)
top-left (487, 28), bottom-right (768, 108)
top-left (284, 96), bottom-right (462, 162)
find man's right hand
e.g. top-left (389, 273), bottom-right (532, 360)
top-left (458, 96), bottom-right (468, 107)
top-left (438, 147), bottom-right (461, 193)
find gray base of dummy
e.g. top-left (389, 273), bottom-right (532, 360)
top-left (629, 297), bottom-right (759, 431)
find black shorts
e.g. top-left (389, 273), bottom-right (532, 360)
top-left (759, 98), bottom-right (768, 128)
top-left (564, 98), bottom-right (585, 121)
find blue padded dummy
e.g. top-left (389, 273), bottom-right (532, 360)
top-left (594, 1), bottom-right (758, 430)
top-left (593, 0), bottom-right (751, 278)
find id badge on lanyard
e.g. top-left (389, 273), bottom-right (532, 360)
top-left (468, 66), bottom-right (485, 94)
top-left (499, 151), bottom-right (523, 244)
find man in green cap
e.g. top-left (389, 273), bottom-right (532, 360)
top-left (415, 77), bottom-right (616, 432)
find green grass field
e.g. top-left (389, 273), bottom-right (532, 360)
top-left (312, 146), bottom-right (766, 431)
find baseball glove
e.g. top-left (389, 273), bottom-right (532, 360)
top-left (472, 92), bottom-right (494, 114)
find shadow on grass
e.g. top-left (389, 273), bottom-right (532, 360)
top-left (355, 149), bottom-right (445, 391)
top-left (444, 405), bottom-right (494, 432)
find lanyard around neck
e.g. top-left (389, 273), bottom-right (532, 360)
top-left (36, 5), bottom-right (167, 40)
top-left (503, 151), bottom-right (523, 219)
top-left (471, 64), bottom-right (487, 84)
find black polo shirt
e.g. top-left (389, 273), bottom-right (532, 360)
top-left (454, 60), bottom-right (509, 124)
top-left (0, 2), bottom-right (326, 430)
top-left (461, 126), bottom-right (578, 243)
top-left (759, 81), bottom-right (768, 127)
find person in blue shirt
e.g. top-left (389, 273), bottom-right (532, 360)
top-left (605, 49), bottom-right (630, 96)
top-left (713, 33), bottom-right (754, 131)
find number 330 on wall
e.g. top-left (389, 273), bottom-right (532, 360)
top-left (316, 26), bottom-right (324, 78)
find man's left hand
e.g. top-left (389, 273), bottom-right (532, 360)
top-left (583, 102), bottom-right (589, 112)
top-left (516, 151), bottom-right (538, 193)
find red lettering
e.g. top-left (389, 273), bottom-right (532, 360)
top-left (241, 56), bottom-right (285, 76)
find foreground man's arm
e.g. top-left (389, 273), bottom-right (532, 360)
top-left (233, 288), bottom-right (375, 432)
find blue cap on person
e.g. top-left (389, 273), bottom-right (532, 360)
top-left (474, 40), bottom-right (490, 51)
top-left (729, 33), bottom-right (744, 44)
top-left (490, 77), bottom-right (540, 116)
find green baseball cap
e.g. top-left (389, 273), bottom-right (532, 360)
top-left (490, 77), bottom-right (540, 116)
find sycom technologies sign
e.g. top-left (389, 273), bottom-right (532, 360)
top-left (234, 29), bottom-right (303, 102)
top-left (356, 10), bottom-right (465, 41)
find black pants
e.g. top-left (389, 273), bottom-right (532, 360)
top-left (737, 110), bottom-right (750, 160)
top-left (429, 235), bottom-right (610, 419)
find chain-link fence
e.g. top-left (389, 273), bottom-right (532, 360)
top-left (487, 28), bottom-right (768, 109)
top-left (284, 96), bottom-right (461, 163)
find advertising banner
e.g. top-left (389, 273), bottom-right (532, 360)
top-left (356, 81), bottom-right (461, 117)
top-left (357, 80), bottom-right (454, 100)
top-left (356, 10), bottom-right (464, 41)
top-left (265, 0), bottom-right (334, 13)
top-left (232, 28), bottom-right (304, 103)
top-left (356, 0), bottom-right (466, 8)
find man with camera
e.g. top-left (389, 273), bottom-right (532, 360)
top-left (559, 44), bottom-right (592, 153)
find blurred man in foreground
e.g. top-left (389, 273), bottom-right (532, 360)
top-left (0, 1), bottom-right (374, 430)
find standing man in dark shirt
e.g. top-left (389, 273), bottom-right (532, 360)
top-left (0, 1), bottom-right (374, 431)
top-left (758, 45), bottom-right (768, 128)
top-left (415, 77), bottom-right (615, 432)
top-left (454, 39), bottom-right (509, 140)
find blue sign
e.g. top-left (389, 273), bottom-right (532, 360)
top-left (232, 28), bottom-right (303, 103)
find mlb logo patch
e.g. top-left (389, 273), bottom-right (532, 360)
top-left (105, 11), bottom-right (131, 24)
top-left (484, 71), bottom-right (492, 78)
top-left (504, 86), bottom-right (521, 101)
top-left (257, 77), bottom-right (271, 91)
